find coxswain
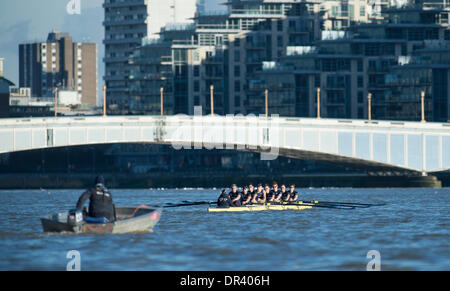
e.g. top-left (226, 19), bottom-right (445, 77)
top-left (217, 189), bottom-right (232, 208)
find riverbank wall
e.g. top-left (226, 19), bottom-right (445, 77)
top-left (0, 173), bottom-right (443, 189)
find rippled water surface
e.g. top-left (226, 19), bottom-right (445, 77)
top-left (0, 188), bottom-right (448, 270)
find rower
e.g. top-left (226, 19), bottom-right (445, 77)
top-left (265, 184), bottom-right (276, 203)
top-left (248, 183), bottom-right (256, 197)
top-left (240, 186), bottom-right (252, 205)
top-left (252, 183), bottom-right (266, 204)
top-left (288, 184), bottom-right (299, 202)
top-left (271, 182), bottom-right (282, 203)
top-left (228, 184), bottom-right (242, 207)
top-left (276, 184), bottom-right (290, 203)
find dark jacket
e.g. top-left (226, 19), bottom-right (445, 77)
top-left (76, 184), bottom-right (115, 222)
top-left (217, 191), bottom-right (232, 208)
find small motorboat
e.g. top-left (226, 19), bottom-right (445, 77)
top-left (40, 206), bottom-right (162, 234)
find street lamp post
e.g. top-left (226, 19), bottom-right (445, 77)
top-left (160, 87), bottom-right (164, 116)
top-left (210, 85), bottom-right (214, 115)
top-left (265, 88), bottom-right (269, 117)
top-left (316, 87), bottom-right (321, 119)
top-left (368, 92), bottom-right (372, 121)
top-left (421, 90), bottom-right (426, 123)
top-left (54, 87), bottom-right (58, 117)
top-left (103, 85), bottom-right (107, 117)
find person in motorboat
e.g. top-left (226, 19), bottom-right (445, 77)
top-left (240, 186), bottom-right (252, 205)
top-left (252, 183), bottom-right (266, 204)
top-left (228, 184), bottom-right (242, 207)
top-left (75, 175), bottom-right (115, 223)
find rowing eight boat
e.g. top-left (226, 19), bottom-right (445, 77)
top-left (208, 204), bottom-right (314, 212)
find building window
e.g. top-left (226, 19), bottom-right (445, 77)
top-left (349, 5), bottom-right (354, 18)
top-left (234, 66), bottom-right (240, 77)
top-left (315, 75), bottom-right (321, 87)
top-left (357, 91), bottom-right (363, 103)
top-left (194, 81), bottom-right (199, 92)
top-left (289, 20), bottom-right (296, 29)
top-left (234, 50), bottom-right (240, 62)
top-left (357, 76), bottom-right (363, 88)
top-left (234, 95), bottom-right (240, 107)
top-left (215, 35), bottom-right (223, 46)
top-left (193, 51), bottom-right (199, 62)
top-left (234, 80), bottom-right (240, 92)
top-left (358, 107), bottom-right (364, 118)
top-left (357, 60), bottom-right (363, 72)
top-left (401, 44), bottom-right (407, 55)
top-left (193, 66), bottom-right (199, 77)
top-left (277, 36), bottom-right (283, 47)
top-left (277, 20), bottom-right (283, 31)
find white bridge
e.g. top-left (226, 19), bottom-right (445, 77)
top-left (1, 115), bottom-right (450, 174)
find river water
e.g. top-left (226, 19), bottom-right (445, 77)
top-left (0, 188), bottom-right (448, 270)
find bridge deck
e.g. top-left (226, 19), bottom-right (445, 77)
top-left (1, 115), bottom-right (449, 173)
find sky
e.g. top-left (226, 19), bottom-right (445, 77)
top-left (0, 0), bottom-right (224, 102)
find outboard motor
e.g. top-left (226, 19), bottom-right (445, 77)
top-left (67, 209), bottom-right (83, 226)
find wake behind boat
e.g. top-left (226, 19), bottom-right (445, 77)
top-left (40, 206), bottom-right (162, 234)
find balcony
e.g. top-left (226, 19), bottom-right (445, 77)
top-left (104, 76), bottom-right (126, 83)
top-left (129, 73), bottom-right (168, 80)
top-left (196, 24), bottom-right (241, 31)
top-left (103, 0), bottom-right (147, 8)
top-left (103, 18), bottom-right (147, 27)
top-left (230, 9), bottom-right (283, 16)
top-left (203, 58), bottom-right (224, 64)
top-left (172, 40), bottom-right (198, 47)
top-left (104, 37), bottom-right (143, 45)
top-left (328, 12), bottom-right (349, 19)
top-left (104, 56), bottom-right (129, 63)
top-left (202, 73), bottom-right (224, 80)
top-left (246, 43), bottom-right (266, 50)
top-left (131, 56), bottom-right (172, 65)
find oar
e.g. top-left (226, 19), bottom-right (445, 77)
top-left (298, 200), bottom-right (385, 208)
top-left (160, 201), bottom-right (217, 208)
top-left (282, 201), bottom-right (356, 210)
top-left (322, 200), bottom-right (385, 207)
top-left (255, 202), bottom-right (356, 210)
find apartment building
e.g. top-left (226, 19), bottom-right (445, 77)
top-left (0, 58), bottom-right (15, 117)
top-left (129, 0), bottom-right (324, 115)
top-left (18, 31), bottom-right (97, 106)
top-left (248, 6), bottom-right (450, 121)
top-left (103, 0), bottom-right (198, 114)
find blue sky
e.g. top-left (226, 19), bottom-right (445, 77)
top-left (0, 0), bottom-right (224, 98)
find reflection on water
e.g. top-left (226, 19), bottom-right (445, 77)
top-left (0, 188), bottom-right (448, 270)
